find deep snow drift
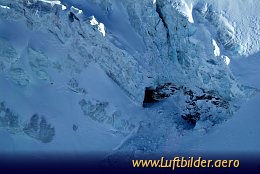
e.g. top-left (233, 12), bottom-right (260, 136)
top-left (0, 0), bottom-right (259, 156)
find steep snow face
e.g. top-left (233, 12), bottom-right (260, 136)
top-left (61, 0), bottom-right (247, 100)
top-left (0, 0), bottom-right (259, 154)
top-left (122, 0), bottom-right (247, 100)
top-left (0, 0), bottom-right (146, 152)
top-left (173, 93), bottom-right (260, 153)
top-left (0, 0), bottom-right (147, 104)
top-left (192, 0), bottom-right (260, 56)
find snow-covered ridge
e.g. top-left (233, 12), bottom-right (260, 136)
top-left (0, 0), bottom-right (147, 104)
top-left (0, 0), bottom-right (259, 154)
top-left (0, 0), bottom-right (249, 105)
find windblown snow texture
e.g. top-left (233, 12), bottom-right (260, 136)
top-left (0, 0), bottom-right (259, 155)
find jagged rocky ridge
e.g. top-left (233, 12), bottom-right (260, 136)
top-left (0, 0), bottom-right (247, 102)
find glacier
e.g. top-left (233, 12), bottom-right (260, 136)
top-left (0, 0), bottom-right (259, 157)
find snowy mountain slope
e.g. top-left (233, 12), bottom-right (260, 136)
top-left (0, 0), bottom-right (146, 153)
top-left (173, 50), bottom-right (260, 153)
top-left (61, 0), bottom-right (146, 53)
top-left (0, 62), bottom-right (144, 153)
top-left (231, 52), bottom-right (260, 89)
top-left (177, 94), bottom-right (260, 152)
top-left (0, 0), bottom-right (259, 156)
top-left (183, 0), bottom-right (260, 56)
top-left (0, 0), bottom-right (147, 104)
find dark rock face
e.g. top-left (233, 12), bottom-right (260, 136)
top-left (68, 12), bottom-right (79, 23)
top-left (79, 99), bottom-right (136, 135)
top-left (1, 102), bottom-right (55, 143)
top-left (0, 102), bottom-right (19, 130)
top-left (143, 83), bottom-right (181, 106)
top-left (143, 88), bottom-right (158, 105)
top-left (23, 114), bottom-right (55, 143)
top-left (143, 83), bottom-right (230, 126)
